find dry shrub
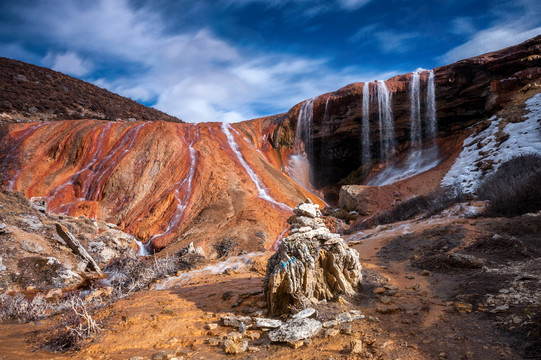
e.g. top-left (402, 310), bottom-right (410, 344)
top-left (0, 292), bottom-right (50, 322)
top-left (105, 250), bottom-right (203, 297)
top-left (40, 296), bottom-right (102, 352)
top-left (106, 254), bottom-right (177, 297)
top-left (465, 234), bottom-right (529, 260)
top-left (215, 237), bottom-right (237, 258)
top-left (477, 154), bottom-right (541, 217)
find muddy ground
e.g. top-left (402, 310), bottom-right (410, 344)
top-left (0, 210), bottom-right (539, 360)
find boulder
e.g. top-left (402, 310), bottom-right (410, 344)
top-left (293, 202), bottom-right (320, 218)
top-left (0, 256), bottom-right (6, 272)
top-left (220, 313), bottom-right (251, 327)
top-left (254, 318), bottom-right (284, 329)
top-left (29, 197), bottom-right (47, 213)
top-left (0, 223), bottom-right (11, 235)
top-left (268, 318), bottom-right (322, 343)
top-left (338, 185), bottom-right (396, 215)
top-left (265, 200), bottom-right (362, 316)
top-left (186, 242), bottom-right (206, 257)
top-left (292, 307), bottom-right (316, 319)
top-left (223, 339), bottom-right (248, 354)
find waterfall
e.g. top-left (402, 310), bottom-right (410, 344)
top-left (146, 126), bottom-right (199, 250)
top-left (426, 69), bottom-right (437, 138)
top-left (409, 68), bottom-right (437, 146)
top-left (222, 123), bottom-right (290, 212)
top-left (409, 70), bottom-right (422, 149)
top-left (324, 97), bottom-right (330, 120)
top-left (362, 82), bottom-right (371, 165)
top-left (294, 98), bottom-right (314, 155)
top-left (376, 80), bottom-right (395, 161)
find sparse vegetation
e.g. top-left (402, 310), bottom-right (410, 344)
top-left (352, 186), bottom-right (466, 230)
top-left (39, 296), bottom-right (102, 352)
top-left (477, 154), bottom-right (541, 217)
top-left (106, 253), bottom-right (177, 296)
top-left (106, 250), bottom-right (204, 297)
top-left (0, 58), bottom-right (182, 123)
top-left (215, 237), bottom-right (237, 258)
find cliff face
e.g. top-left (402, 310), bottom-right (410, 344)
top-left (270, 35), bottom-right (541, 190)
top-left (1, 36), bottom-right (540, 254)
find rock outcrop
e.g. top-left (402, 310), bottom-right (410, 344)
top-left (265, 200), bottom-right (362, 316)
top-left (0, 190), bottom-right (140, 291)
top-left (270, 35), bottom-right (541, 188)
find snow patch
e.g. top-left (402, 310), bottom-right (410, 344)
top-left (442, 93), bottom-right (541, 193)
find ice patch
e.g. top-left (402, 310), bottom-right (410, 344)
top-left (367, 146), bottom-right (441, 186)
top-left (442, 93), bottom-right (541, 193)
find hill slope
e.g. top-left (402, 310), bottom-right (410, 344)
top-left (0, 57), bottom-right (182, 123)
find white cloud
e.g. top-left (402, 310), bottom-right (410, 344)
top-left (374, 31), bottom-right (419, 54)
top-left (7, 0), bottom-right (392, 123)
top-left (337, 0), bottom-right (371, 10)
top-left (223, 0), bottom-right (372, 14)
top-left (441, 26), bottom-right (541, 63)
top-left (350, 25), bottom-right (420, 54)
top-left (43, 51), bottom-right (93, 76)
top-left (442, 1), bottom-right (541, 63)
top-left (450, 17), bottom-right (476, 35)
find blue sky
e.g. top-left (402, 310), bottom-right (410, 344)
top-left (1, 0), bottom-right (540, 123)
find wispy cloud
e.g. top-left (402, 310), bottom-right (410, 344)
top-left (223, 0), bottom-right (373, 16)
top-left (441, 26), bottom-right (541, 63)
top-left (43, 51), bottom-right (93, 76)
top-left (441, 0), bottom-right (541, 63)
top-left (350, 25), bottom-right (420, 54)
top-left (449, 17), bottom-right (476, 35)
top-left (337, 0), bottom-right (372, 10)
top-left (2, 0), bottom-right (386, 122)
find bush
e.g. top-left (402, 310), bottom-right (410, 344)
top-left (106, 254), bottom-right (178, 297)
top-left (214, 238), bottom-right (237, 258)
top-left (477, 154), bottom-right (541, 217)
top-left (105, 249), bottom-right (203, 298)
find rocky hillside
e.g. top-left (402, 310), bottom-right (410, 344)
top-left (0, 36), bottom-right (540, 256)
top-left (0, 57), bottom-right (182, 123)
top-left (0, 120), bottom-right (321, 254)
top-left (0, 190), bottom-right (140, 292)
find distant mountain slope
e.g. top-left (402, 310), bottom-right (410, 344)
top-left (0, 57), bottom-right (182, 123)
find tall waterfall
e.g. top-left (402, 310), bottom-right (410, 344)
top-left (295, 98), bottom-right (314, 155)
top-left (409, 70), bottom-right (422, 149)
top-left (426, 69), bottom-right (437, 138)
top-left (376, 80), bottom-right (395, 161)
top-left (324, 97), bottom-right (330, 120)
top-left (362, 82), bottom-right (371, 165)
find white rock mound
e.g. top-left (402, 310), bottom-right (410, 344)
top-left (264, 200), bottom-right (362, 316)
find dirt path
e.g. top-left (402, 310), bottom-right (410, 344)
top-left (0, 214), bottom-right (539, 359)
